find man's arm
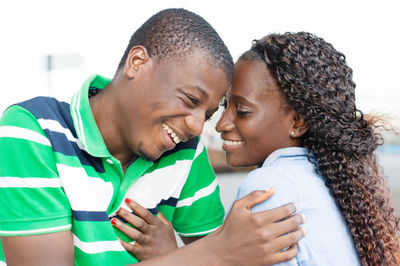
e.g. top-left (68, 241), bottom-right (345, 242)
top-left (116, 189), bottom-right (305, 266)
top-left (0, 105), bottom-right (74, 265)
top-left (2, 231), bottom-right (74, 266)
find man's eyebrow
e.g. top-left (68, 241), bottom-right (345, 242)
top-left (193, 85), bottom-right (208, 99)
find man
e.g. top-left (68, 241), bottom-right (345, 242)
top-left (0, 8), bottom-right (304, 265)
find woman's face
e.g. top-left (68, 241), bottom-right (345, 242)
top-left (216, 59), bottom-right (298, 167)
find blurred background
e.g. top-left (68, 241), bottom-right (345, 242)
top-left (1, 0), bottom-right (399, 214)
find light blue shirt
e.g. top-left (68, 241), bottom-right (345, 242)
top-left (234, 147), bottom-right (360, 266)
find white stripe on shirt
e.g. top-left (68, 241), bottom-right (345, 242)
top-left (176, 225), bottom-right (220, 236)
top-left (57, 164), bottom-right (114, 211)
top-left (122, 159), bottom-right (192, 210)
top-left (0, 126), bottom-right (51, 146)
top-left (176, 179), bottom-right (218, 207)
top-left (73, 234), bottom-right (125, 254)
top-left (38, 118), bottom-right (85, 150)
top-left (0, 224), bottom-right (71, 235)
top-left (0, 177), bottom-right (62, 188)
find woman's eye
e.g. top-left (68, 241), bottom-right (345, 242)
top-left (236, 104), bottom-right (251, 116)
top-left (236, 110), bottom-right (250, 115)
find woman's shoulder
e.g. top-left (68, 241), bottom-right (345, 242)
top-left (237, 167), bottom-right (300, 212)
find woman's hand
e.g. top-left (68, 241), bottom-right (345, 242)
top-left (111, 198), bottom-right (178, 261)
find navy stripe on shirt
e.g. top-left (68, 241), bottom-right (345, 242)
top-left (17, 97), bottom-right (105, 173)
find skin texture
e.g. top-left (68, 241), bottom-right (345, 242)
top-left (248, 32), bottom-right (400, 265)
top-left (2, 190), bottom-right (305, 266)
top-left (1, 45), bottom-right (305, 265)
top-left (2, 231), bottom-right (74, 266)
top-left (116, 189), bottom-right (306, 266)
top-left (216, 59), bottom-right (307, 167)
top-left (113, 200), bottom-right (178, 261)
top-left (1, 46), bottom-right (229, 265)
top-left (110, 57), bottom-right (307, 263)
top-left (90, 46), bottom-right (229, 169)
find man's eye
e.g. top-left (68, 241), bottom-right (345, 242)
top-left (187, 95), bottom-right (199, 105)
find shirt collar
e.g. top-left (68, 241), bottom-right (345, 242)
top-left (70, 74), bottom-right (111, 157)
top-left (262, 147), bottom-right (310, 168)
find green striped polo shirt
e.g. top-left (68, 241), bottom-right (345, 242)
top-left (0, 74), bottom-right (224, 265)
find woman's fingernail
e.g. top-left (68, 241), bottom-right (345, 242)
top-left (125, 198), bottom-right (131, 204)
top-left (111, 218), bottom-right (118, 225)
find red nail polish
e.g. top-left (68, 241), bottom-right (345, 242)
top-left (111, 218), bottom-right (117, 225)
top-left (125, 198), bottom-right (131, 204)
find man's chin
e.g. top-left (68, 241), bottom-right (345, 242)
top-left (137, 148), bottom-right (160, 162)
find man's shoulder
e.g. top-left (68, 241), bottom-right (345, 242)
top-left (14, 96), bottom-right (73, 130)
top-left (16, 96), bottom-right (70, 117)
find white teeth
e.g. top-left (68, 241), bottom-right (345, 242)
top-left (223, 140), bottom-right (244, 146)
top-left (162, 123), bottom-right (181, 144)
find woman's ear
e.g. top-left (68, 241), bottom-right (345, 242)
top-left (125, 45), bottom-right (150, 79)
top-left (289, 111), bottom-right (308, 138)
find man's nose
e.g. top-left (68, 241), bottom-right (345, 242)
top-left (185, 111), bottom-right (205, 137)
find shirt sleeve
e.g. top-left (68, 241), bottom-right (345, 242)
top-left (0, 105), bottom-right (72, 236)
top-left (236, 167), bottom-right (300, 213)
top-left (171, 137), bottom-right (224, 237)
top-left (235, 167), bottom-right (312, 266)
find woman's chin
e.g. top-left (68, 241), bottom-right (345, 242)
top-left (226, 158), bottom-right (253, 168)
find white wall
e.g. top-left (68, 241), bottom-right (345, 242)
top-left (1, 0), bottom-right (399, 115)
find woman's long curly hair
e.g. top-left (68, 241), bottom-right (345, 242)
top-left (244, 32), bottom-right (400, 265)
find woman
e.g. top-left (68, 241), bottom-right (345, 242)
top-left (115, 32), bottom-right (399, 265)
top-left (215, 32), bottom-right (400, 265)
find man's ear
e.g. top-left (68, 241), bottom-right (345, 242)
top-left (289, 111), bottom-right (308, 138)
top-left (125, 45), bottom-right (150, 79)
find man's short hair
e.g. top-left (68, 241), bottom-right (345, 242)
top-left (117, 8), bottom-right (234, 80)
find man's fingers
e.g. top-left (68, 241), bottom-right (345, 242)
top-left (269, 226), bottom-right (306, 253)
top-left (255, 202), bottom-right (298, 224)
top-left (157, 211), bottom-right (171, 226)
top-left (111, 218), bottom-right (145, 243)
top-left (268, 244), bottom-right (299, 265)
top-left (124, 198), bottom-right (156, 225)
top-left (268, 213), bottom-right (306, 238)
top-left (234, 188), bottom-right (275, 210)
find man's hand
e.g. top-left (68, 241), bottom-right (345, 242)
top-left (111, 198), bottom-right (178, 261)
top-left (209, 188), bottom-right (306, 266)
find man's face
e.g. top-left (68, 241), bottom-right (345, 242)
top-left (119, 52), bottom-right (230, 161)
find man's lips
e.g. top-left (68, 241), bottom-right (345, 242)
top-left (162, 123), bottom-right (183, 144)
